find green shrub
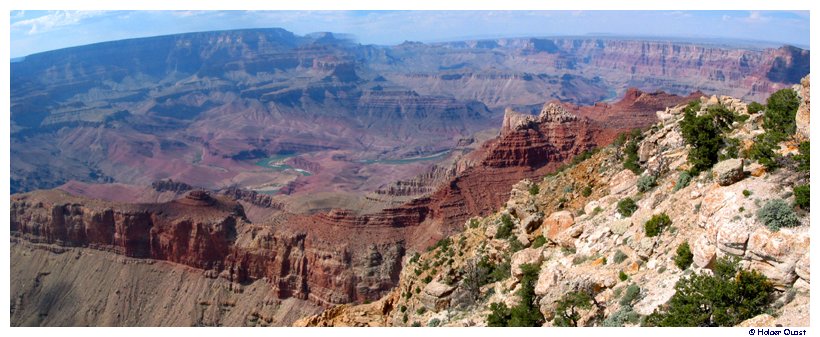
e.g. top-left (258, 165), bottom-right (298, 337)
top-left (416, 307), bottom-right (426, 315)
top-left (532, 235), bottom-right (547, 249)
top-left (763, 89), bottom-right (799, 141)
top-left (422, 275), bottom-right (433, 283)
top-left (509, 237), bottom-right (524, 253)
top-left (603, 305), bottom-right (641, 327)
top-left (581, 185), bottom-right (593, 197)
top-left (674, 242), bottom-right (694, 270)
top-left (637, 174), bottom-right (657, 193)
top-left (719, 137), bottom-right (741, 161)
top-left (591, 206), bottom-right (603, 216)
top-left (748, 133), bottom-right (781, 171)
top-left (680, 103), bottom-right (733, 174)
top-left (495, 214), bottom-right (514, 239)
top-left (644, 213), bottom-right (671, 237)
top-left (619, 270), bottom-right (628, 281)
top-left (427, 318), bottom-right (441, 327)
top-left (478, 255), bottom-right (511, 284)
top-left (618, 198), bottom-right (638, 217)
top-left (613, 250), bottom-right (628, 264)
top-left (623, 137), bottom-right (642, 175)
top-left (613, 132), bottom-right (628, 149)
top-left (757, 199), bottom-right (800, 231)
top-left (619, 284), bottom-right (641, 306)
top-left (469, 218), bottom-right (480, 228)
top-left (487, 302), bottom-right (511, 327)
top-left (795, 141), bottom-right (810, 172)
top-left (571, 148), bottom-right (599, 166)
top-left (486, 264), bottom-right (544, 327)
top-left (402, 313), bottom-right (408, 323)
top-left (529, 183), bottom-right (540, 196)
top-left (644, 257), bottom-right (774, 327)
top-left (794, 184), bottom-right (809, 210)
top-left (743, 189), bottom-right (752, 197)
top-left (747, 101), bottom-right (765, 114)
top-left (553, 291), bottom-right (593, 327)
top-left (400, 305), bottom-right (407, 313)
top-left (411, 321), bottom-right (421, 327)
top-left (674, 171), bottom-right (692, 191)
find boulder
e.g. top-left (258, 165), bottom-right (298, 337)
top-left (511, 247), bottom-right (544, 279)
top-left (692, 234), bottom-right (716, 268)
top-left (520, 212), bottom-right (544, 233)
top-left (715, 220), bottom-right (751, 256)
top-left (420, 281), bottom-right (456, 312)
top-left (543, 211), bottom-right (574, 239)
top-left (736, 314), bottom-right (777, 327)
top-left (609, 169), bottom-right (638, 196)
top-left (713, 158), bottom-right (744, 186)
top-left (746, 228), bottom-right (809, 288)
top-left (795, 254), bottom-right (810, 283)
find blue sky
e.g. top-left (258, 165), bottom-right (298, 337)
top-left (9, 10), bottom-right (810, 58)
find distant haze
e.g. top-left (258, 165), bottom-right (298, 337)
top-left (10, 10), bottom-right (810, 58)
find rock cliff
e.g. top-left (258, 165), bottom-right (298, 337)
top-left (296, 80), bottom-right (811, 327)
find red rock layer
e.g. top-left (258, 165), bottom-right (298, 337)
top-left (10, 190), bottom-right (404, 306)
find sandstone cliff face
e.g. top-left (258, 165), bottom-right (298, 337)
top-left (10, 189), bottom-right (407, 314)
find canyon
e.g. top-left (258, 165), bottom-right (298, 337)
top-left (9, 28), bottom-right (809, 326)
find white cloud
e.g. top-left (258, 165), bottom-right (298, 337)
top-left (11, 10), bottom-right (109, 35)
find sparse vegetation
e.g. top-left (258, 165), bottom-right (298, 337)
top-left (674, 242), bottom-right (694, 270)
top-left (757, 199), bottom-right (800, 231)
top-left (495, 214), bottom-right (514, 239)
top-left (644, 213), bottom-right (671, 237)
top-left (582, 185), bottom-right (593, 197)
top-left (644, 257), bottom-right (774, 327)
top-left (637, 174), bottom-right (657, 193)
top-left (529, 183), bottom-right (540, 196)
top-left (603, 305), bottom-right (640, 327)
top-left (613, 250), bottom-right (628, 264)
top-left (674, 171), bottom-right (692, 191)
top-left (532, 235), bottom-right (547, 249)
top-left (617, 198), bottom-right (638, 217)
top-left (619, 284), bottom-right (641, 306)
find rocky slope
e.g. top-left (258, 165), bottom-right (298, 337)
top-left (295, 77), bottom-right (811, 327)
